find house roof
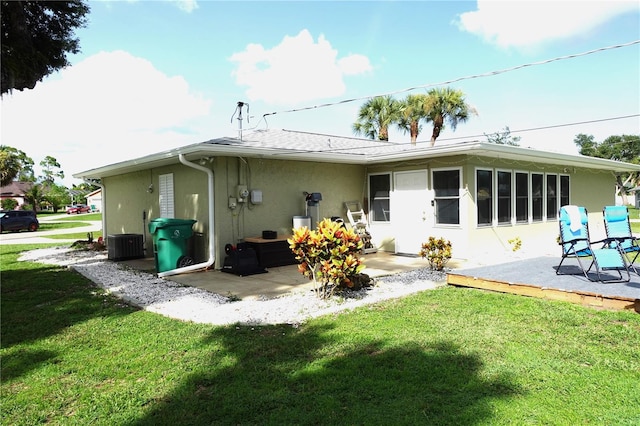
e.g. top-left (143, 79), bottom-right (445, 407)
top-left (0, 181), bottom-right (33, 197)
top-left (73, 129), bottom-right (640, 180)
top-left (85, 188), bottom-right (102, 198)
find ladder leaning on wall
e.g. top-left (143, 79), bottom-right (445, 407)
top-left (343, 201), bottom-right (378, 254)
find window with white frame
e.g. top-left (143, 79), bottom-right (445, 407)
top-left (531, 173), bottom-right (544, 222)
top-left (476, 169), bottom-right (492, 226)
top-left (433, 168), bottom-right (461, 225)
top-left (475, 169), bottom-right (569, 226)
top-left (159, 173), bottom-right (175, 218)
top-left (546, 174), bottom-right (558, 220)
top-left (515, 172), bottom-right (529, 223)
top-left (368, 173), bottom-right (391, 222)
top-left (560, 175), bottom-right (570, 207)
top-left (497, 170), bottom-right (512, 224)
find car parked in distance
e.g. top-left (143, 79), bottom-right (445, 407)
top-left (0, 210), bottom-right (39, 232)
top-left (66, 204), bottom-right (91, 214)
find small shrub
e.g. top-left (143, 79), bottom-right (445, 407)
top-left (419, 236), bottom-right (452, 271)
top-left (1, 198), bottom-right (18, 211)
top-left (288, 218), bottom-right (365, 299)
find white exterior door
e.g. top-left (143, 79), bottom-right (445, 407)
top-left (393, 170), bottom-right (430, 255)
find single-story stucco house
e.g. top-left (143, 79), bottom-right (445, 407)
top-left (0, 181), bottom-right (33, 209)
top-left (74, 129), bottom-right (640, 275)
top-left (85, 188), bottom-right (103, 212)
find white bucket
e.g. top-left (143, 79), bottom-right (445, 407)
top-left (293, 215), bottom-right (311, 229)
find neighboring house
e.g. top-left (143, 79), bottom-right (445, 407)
top-left (85, 188), bottom-right (103, 212)
top-left (0, 182), bottom-right (33, 209)
top-left (74, 129), bottom-right (640, 268)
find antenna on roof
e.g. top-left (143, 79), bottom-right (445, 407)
top-left (230, 101), bottom-right (250, 141)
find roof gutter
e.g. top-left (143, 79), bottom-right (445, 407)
top-left (157, 154), bottom-right (215, 277)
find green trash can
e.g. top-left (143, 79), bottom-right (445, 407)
top-left (148, 218), bottom-right (197, 273)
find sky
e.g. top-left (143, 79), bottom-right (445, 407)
top-left (2, 0), bottom-right (639, 187)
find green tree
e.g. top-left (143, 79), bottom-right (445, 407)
top-left (573, 133), bottom-right (598, 156)
top-left (484, 126), bottom-right (521, 146)
top-left (1, 0), bottom-right (90, 95)
top-left (72, 181), bottom-right (99, 192)
top-left (352, 95), bottom-right (401, 141)
top-left (424, 87), bottom-right (477, 147)
top-left (574, 133), bottom-right (640, 205)
top-left (397, 94), bottom-right (430, 145)
top-left (43, 183), bottom-right (72, 212)
top-left (0, 145), bottom-right (34, 185)
top-left (1, 198), bottom-right (18, 210)
top-left (40, 155), bottom-right (65, 183)
top-left (23, 182), bottom-right (44, 212)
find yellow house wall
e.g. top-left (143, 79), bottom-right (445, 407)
top-left (364, 155), bottom-right (618, 261)
top-left (213, 156), bottom-right (366, 248)
top-left (103, 166), bottom-right (209, 258)
top-left (102, 152), bottom-right (618, 267)
top-left (103, 157), bottom-right (365, 268)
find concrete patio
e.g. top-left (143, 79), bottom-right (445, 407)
top-left (119, 250), bottom-right (639, 312)
top-left (119, 251), bottom-right (438, 301)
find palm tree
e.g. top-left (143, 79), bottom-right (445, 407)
top-left (23, 182), bottom-right (44, 212)
top-left (352, 95), bottom-right (401, 141)
top-left (397, 94), bottom-right (430, 145)
top-left (425, 87), bottom-right (477, 147)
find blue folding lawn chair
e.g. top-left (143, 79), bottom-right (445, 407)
top-left (556, 205), bottom-right (630, 283)
top-left (603, 205), bottom-right (639, 274)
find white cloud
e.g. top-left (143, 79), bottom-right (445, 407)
top-left (171, 0), bottom-right (198, 13)
top-left (338, 54), bottom-right (373, 75)
top-left (229, 29), bottom-right (372, 105)
top-left (1, 50), bottom-right (211, 184)
top-left (456, 0), bottom-right (639, 49)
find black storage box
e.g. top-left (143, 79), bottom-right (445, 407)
top-left (262, 230), bottom-right (277, 239)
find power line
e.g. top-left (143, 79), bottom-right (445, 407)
top-left (270, 113), bottom-right (639, 156)
top-left (261, 39), bottom-right (640, 119)
top-left (447, 114), bottom-right (640, 142)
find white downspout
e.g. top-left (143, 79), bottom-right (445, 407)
top-left (158, 154), bottom-right (215, 277)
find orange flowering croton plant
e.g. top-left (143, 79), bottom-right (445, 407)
top-left (288, 218), bottom-right (365, 299)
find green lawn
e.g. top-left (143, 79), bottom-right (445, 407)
top-left (37, 213), bottom-right (102, 240)
top-left (1, 244), bottom-right (639, 425)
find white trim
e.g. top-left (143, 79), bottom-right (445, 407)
top-left (159, 173), bottom-right (174, 218)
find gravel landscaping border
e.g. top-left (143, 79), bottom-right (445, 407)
top-left (18, 247), bottom-right (447, 326)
